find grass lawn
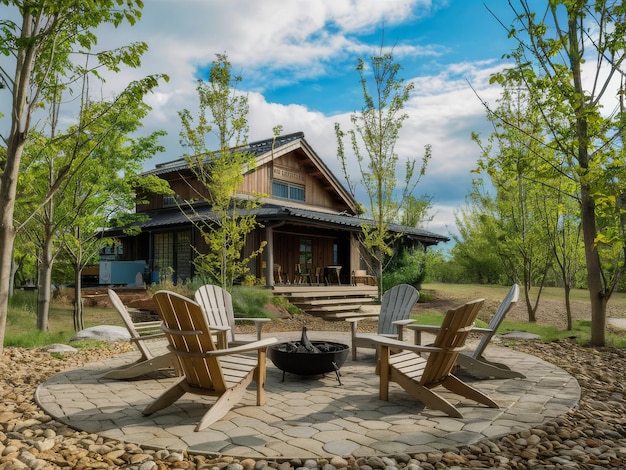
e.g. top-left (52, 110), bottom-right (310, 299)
top-left (4, 283), bottom-right (626, 348)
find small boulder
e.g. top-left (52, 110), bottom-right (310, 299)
top-left (45, 344), bottom-right (78, 353)
top-left (70, 325), bottom-right (130, 343)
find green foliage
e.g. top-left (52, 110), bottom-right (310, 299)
top-left (423, 249), bottom-right (469, 284)
top-left (271, 294), bottom-right (304, 316)
top-left (147, 276), bottom-right (196, 299)
top-left (488, 0), bottom-right (626, 346)
top-left (382, 245), bottom-right (426, 291)
top-left (231, 286), bottom-right (274, 319)
top-left (178, 54), bottom-right (265, 289)
top-left (335, 48), bottom-right (431, 298)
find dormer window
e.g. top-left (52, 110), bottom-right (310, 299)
top-left (273, 180), bottom-right (305, 202)
top-left (163, 194), bottom-right (184, 207)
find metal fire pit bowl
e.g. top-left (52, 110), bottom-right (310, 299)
top-left (267, 341), bottom-right (350, 385)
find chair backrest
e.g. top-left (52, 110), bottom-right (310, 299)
top-left (153, 290), bottom-right (226, 392)
top-left (422, 298), bottom-right (485, 385)
top-left (194, 284), bottom-right (235, 343)
top-left (377, 284), bottom-right (420, 335)
top-left (273, 264), bottom-right (282, 283)
top-left (472, 284), bottom-right (520, 358)
top-left (108, 289), bottom-right (153, 360)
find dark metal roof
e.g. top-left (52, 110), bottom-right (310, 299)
top-left (105, 204), bottom-right (449, 246)
top-left (143, 132), bottom-right (305, 177)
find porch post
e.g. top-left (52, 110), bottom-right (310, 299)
top-left (265, 226), bottom-right (274, 287)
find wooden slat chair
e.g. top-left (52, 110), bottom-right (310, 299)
top-left (372, 298), bottom-right (499, 418)
top-left (346, 284), bottom-right (420, 361)
top-left (293, 263), bottom-right (311, 285)
top-left (101, 289), bottom-right (178, 380)
top-left (409, 284), bottom-right (524, 379)
top-left (143, 290), bottom-right (278, 431)
top-left (194, 284), bottom-right (271, 348)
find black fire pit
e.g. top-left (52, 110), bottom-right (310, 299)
top-left (267, 327), bottom-right (350, 384)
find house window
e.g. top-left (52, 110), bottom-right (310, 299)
top-left (272, 180), bottom-right (305, 202)
top-left (163, 194), bottom-right (183, 207)
top-left (299, 238), bottom-right (312, 267)
top-left (153, 230), bottom-right (192, 284)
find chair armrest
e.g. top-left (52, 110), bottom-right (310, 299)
top-left (392, 319), bottom-right (415, 341)
top-left (470, 327), bottom-right (495, 334)
top-left (406, 324), bottom-right (442, 333)
top-left (406, 323), bottom-right (442, 344)
top-left (367, 334), bottom-right (443, 354)
top-left (131, 332), bottom-right (167, 343)
top-left (207, 325), bottom-right (231, 349)
top-left (203, 337), bottom-right (279, 357)
top-left (234, 317), bottom-right (271, 340)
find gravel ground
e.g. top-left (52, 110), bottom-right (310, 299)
top-left (1, 313), bottom-right (625, 469)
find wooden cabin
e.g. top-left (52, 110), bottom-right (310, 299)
top-left (103, 131), bottom-right (448, 288)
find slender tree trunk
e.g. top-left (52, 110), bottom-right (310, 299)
top-left (73, 266), bottom-right (84, 332)
top-left (36, 235), bottom-right (54, 331)
top-left (0, 11), bottom-right (37, 356)
top-left (0, 114), bottom-right (27, 355)
top-left (580, 186), bottom-right (607, 346)
top-left (568, 12), bottom-right (606, 347)
top-left (564, 281), bottom-right (572, 331)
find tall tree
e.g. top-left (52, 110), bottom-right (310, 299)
top-left (492, 0), bottom-right (626, 345)
top-left (57, 95), bottom-right (167, 332)
top-left (179, 54), bottom-right (265, 290)
top-left (473, 83), bottom-right (555, 322)
top-left (335, 48), bottom-right (430, 298)
top-left (0, 0), bottom-right (152, 354)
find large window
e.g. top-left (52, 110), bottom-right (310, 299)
top-left (272, 180), bottom-right (305, 202)
top-left (153, 230), bottom-right (192, 284)
top-left (299, 238), bottom-right (312, 267)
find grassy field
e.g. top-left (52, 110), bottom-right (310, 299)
top-left (6, 290), bottom-right (123, 347)
top-left (5, 284), bottom-right (626, 348)
top-left (418, 283), bottom-right (626, 348)
top-left (421, 282), bottom-right (626, 306)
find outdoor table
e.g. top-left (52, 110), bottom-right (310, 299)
top-left (324, 265), bottom-right (342, 285)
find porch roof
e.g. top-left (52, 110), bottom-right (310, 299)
top-left (105, 204), bottom-right (449, 247)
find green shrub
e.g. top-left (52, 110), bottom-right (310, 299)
top-left (383, 246), bottom-right (426, 291)
top-left (231, 286), bottom-right (275, 318)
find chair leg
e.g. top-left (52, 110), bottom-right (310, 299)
top-left (441, 375), bottom-right (499, 409)
top-left (142, 378), bottom-right (187, 416)
top-left (456, 353), bottom-right (526, 379)
top-left (391, 372), bottom-right (464, 418)
top-left (102, 352), bottom-right (177, 380)
top-left (195, 372), bottom-right (254, 431)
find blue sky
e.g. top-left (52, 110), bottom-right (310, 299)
top-left (3, 0), bottom-right (525, 245)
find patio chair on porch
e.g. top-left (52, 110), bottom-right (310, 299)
top-left (371, 298), bottom-right (499, 418)
top-left (347, 283), bottom-right (420, 361)
top-left (143, 290), bottom-right (278, 431)
top-left (294, 263), bottom-right (311, 284)
top-left (195, 284), bottom-right (271, 348)
top-left (101, 289), bottom-right (178, 380)
top-left (408, 284), bottom-right (524, 379)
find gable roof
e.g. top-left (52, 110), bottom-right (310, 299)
top-left (142, 131), bottom-right (359, 214)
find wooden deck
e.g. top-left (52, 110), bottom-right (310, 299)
top-left (272, 284), bottom-right (380, 320)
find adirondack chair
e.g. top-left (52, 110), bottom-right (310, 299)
top-left (409, 284), bottom-right (524, 379)
top-left (143, 290), bottom-right (277, 431)
top-left (346, 284), bottom-right (420, 360)
top-left (194, 284), bottom-right (270, 348)
top-left (101, 289), bottom-right (178, 380)
top-left (372, 298), bottom-right (499, 418)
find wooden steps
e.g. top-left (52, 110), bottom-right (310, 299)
top-left (272, 285), bottom-right (379, 320)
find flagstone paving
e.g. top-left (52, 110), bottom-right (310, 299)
top-left (36, 331), bottom-right (580, 459)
